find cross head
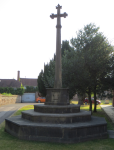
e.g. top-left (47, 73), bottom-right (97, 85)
top-left (50, 4), bottom-right (68, 20)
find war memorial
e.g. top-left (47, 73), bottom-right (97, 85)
top-left (5, 4), bottom-right (108, 143)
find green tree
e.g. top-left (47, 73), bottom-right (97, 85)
top-left (61, 40), bottom-right (73, 56)
top-left (71, 23), bottom-right (113, 112)
top-left (15, 88), bottom-right (24, 95)
top-left (43, 59), bottom-right (55, 88)
top-left (37, 40), bottom-right (74, 97)
top-left (25, 86), bottom-right (37, 93)
top-left (37, 70), bottom-right (46, 96)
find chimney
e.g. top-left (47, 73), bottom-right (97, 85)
top-left (17, 71), bottom-right (20, 81)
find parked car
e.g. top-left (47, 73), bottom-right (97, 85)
top-left (36, 97), bottom-right (46, 103)
top-left (84, 98), bottom-right (101, 105)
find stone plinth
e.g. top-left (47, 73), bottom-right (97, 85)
top-left (5, 102), bottom-right (108, 143)
top-left (21, 110), bottom-right (91, 123)
top-left (34, 104), bottom-right (80, 113)
top-left (5, 115), bottom-right (108, 143)
top-left (45, 88), bottom-right (69, 105)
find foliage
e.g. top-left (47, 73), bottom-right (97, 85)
top-left (1, 93), bottom-right (12, 96)
top-left (43, 59), bottom-right (55, 88)
top-left (37, 70), bottom-right (46, 96)
top-left (61, 40), bottom-right (73, 56)
top-left (21, 83), bottom-right (24, 89)
top-left (70, 23), bottom-right (114, 111)
top-left (0, 87), bottom-right (24, 95)
top-left (37, 24), bottom-right (114, 106)
top-left (15, 88), bottom-right (24, 95)
top-left (25, 86), bottom-right (38, 93)
top-left (37, 40), bottom-right (74, 97)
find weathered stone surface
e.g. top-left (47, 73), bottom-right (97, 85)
top-left (5, 116), bottom-right (108, 143)
top-left (50, 4), bottom-right (68, 89)
top-left (34, 104), bottom-right (80, 113)
top-left (0, 94), bottom-right (21, 106)
top-left (21, 110), bottom-right (91, 123)
top-left (45, 88), bottom-right (69, 105)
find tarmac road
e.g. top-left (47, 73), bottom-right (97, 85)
top-left (0, 103), bottom-right (37, 124)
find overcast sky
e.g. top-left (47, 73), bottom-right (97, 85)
top-left (0, 0), bottom-right (114, 79)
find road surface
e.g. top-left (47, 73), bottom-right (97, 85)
top-left (0, 103), bottom-right (37, 124)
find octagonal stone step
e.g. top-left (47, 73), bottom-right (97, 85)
top-left (5, 116), bottom-right (108, 143)
top-left (34, 104), bottom-right (80, 113)
top-left (21, 110), bottom-right (91, 123)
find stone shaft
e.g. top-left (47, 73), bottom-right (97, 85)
top-left (55, 7), bottom-right (62, 88)
top-left (50, 4), bottom-right (68, 88)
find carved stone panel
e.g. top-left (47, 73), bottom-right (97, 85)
top-left (45, 88), bottom-right (69, 105)
top-left (52, 92), bottom-right (60, 103)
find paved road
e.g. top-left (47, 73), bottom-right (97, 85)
top-left (0, 103), bottom-right (37, 124)
top-left (100, 105), bottom-right (114, 139)
top-left (100, 105), bottom-right (114, 123)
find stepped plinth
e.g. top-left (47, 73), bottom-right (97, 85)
top-left (34, 104), bottom-right (80, 113)
top-left (5, 106), bottom-right (107, 143)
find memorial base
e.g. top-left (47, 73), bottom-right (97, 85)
top-left (45, 88), bottom-right (69, 105)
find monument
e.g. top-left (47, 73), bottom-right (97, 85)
top-left (45, 4), bottom-right (69, 105)
top-left (5, 4), bottom-right (108, 143)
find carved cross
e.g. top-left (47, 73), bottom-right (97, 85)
top-left (50, 4), bottom-right (67, 20)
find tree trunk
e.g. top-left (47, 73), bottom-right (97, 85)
top-left (78, 93), bottom-right (85, 105)
top-left (88, 88), bottom-right (92, 113)
top-left (94, 86), bottom-right (97, 112)
top-left (112, 90), bottom-right (114, 107)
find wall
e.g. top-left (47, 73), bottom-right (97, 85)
top-left (0, 94), bottom-right (21, 106)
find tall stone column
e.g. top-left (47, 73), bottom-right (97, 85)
top-left (45, 4), bottom-right (69, 105)
top-left (55, 6), bottom-right (62, 88)
top-left (50, 4), bottom-right (67, 88)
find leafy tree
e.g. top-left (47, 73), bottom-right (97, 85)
top-left (15, 88), bottom-right (24, 95)
top-left (0, 87), bottom-right (24, 95)
top-left (37, 70), bottom-right (46, 96)
top-left (37, 41), bottom-right (73, 97)
top-left (25, 86), bottom-right (38, 93)
top-left (43, 59), bottom-right (55, 88)
top-left (71, 23), bottom-right (114, 112)
top-left (61, 40), bottom-right (73, 56)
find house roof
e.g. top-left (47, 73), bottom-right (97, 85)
top-left (20, 78), bottom-right (37, 87)
top-left (0, 79), bottom-right (21, 88)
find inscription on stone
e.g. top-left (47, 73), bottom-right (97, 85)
top-left (52, 92), bottom-right (60, 102)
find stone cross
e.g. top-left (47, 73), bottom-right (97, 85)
top-left (50, 4), bottom-right (68, 88)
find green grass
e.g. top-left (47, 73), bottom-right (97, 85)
top-left (71, 99), bottom-right (112, 105)
top-left (71, 101), bottom-right (114, 130)
top-left (0, 104), bottom-right (114, 150)
top-left (100, 99), bottom-right (112, 105)
top-left (13, 105), bottom-right (34, 116)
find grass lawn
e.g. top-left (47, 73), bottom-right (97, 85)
top-left (0, 104), bottom-right (114, 150)
top-left (71, 99), bottom-right (112, 105)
